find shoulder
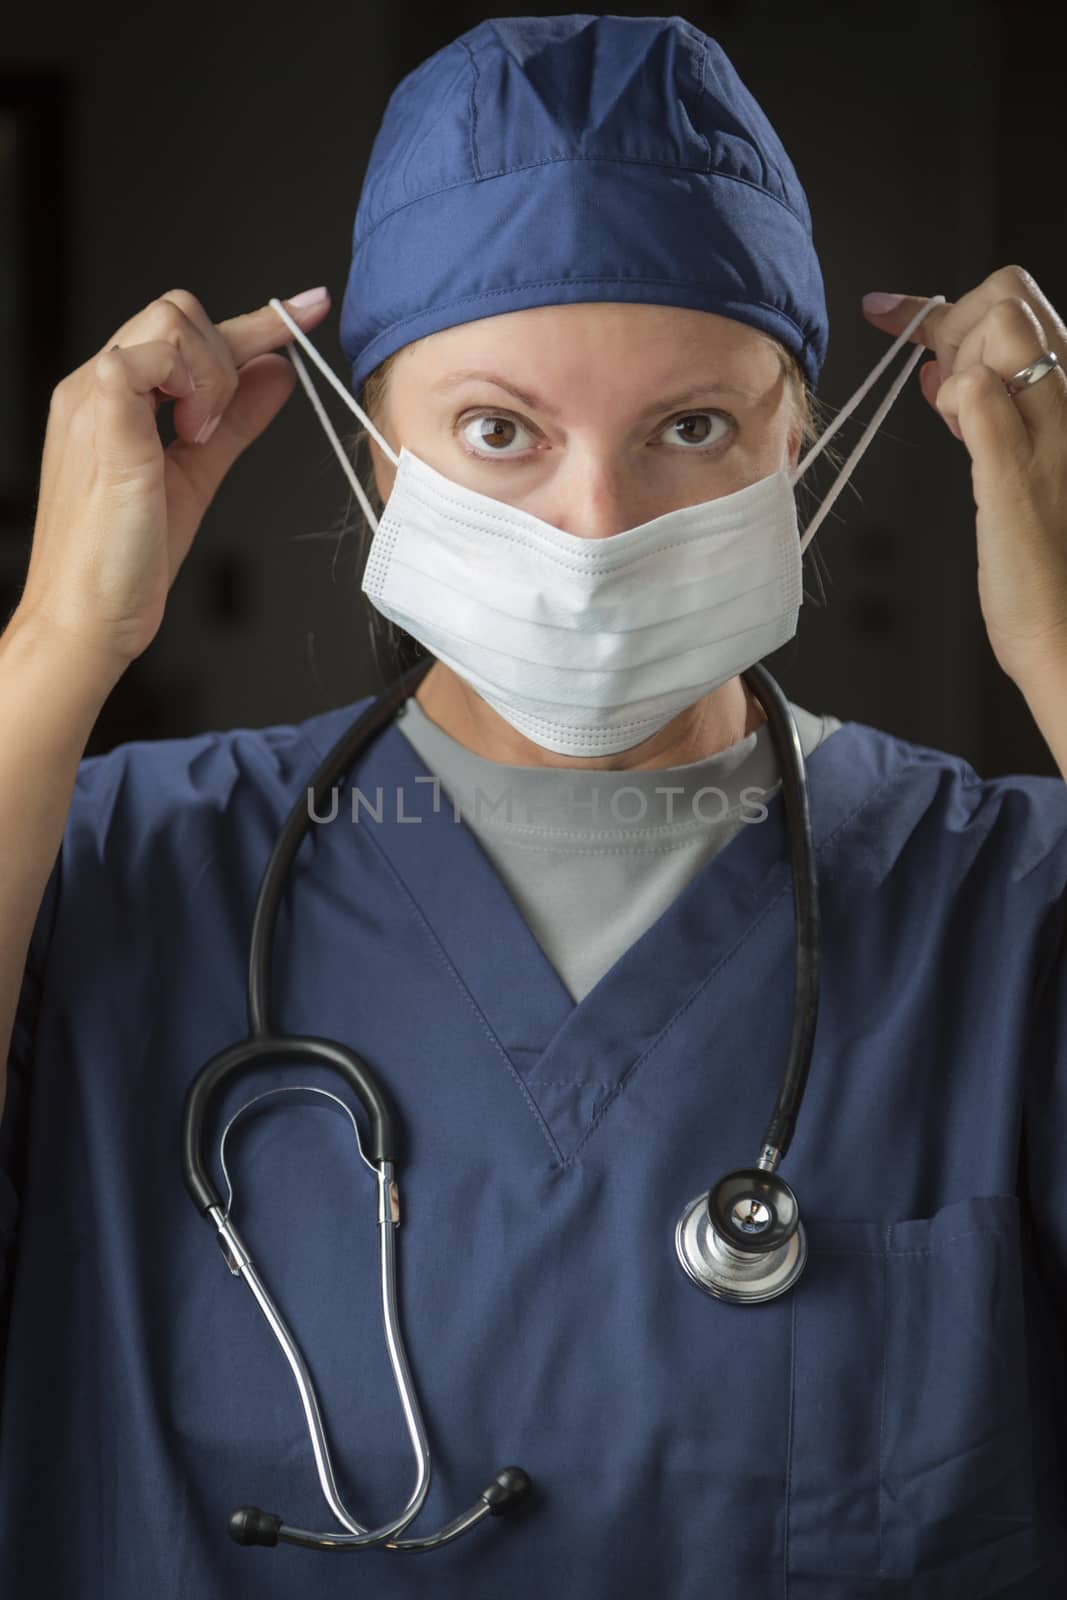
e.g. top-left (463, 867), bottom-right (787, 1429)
top-left (825, 717), bottom-right (1067, 911)
top-left (36, 696), bottom-right (380, 955)
top-left (65, 695), bottom-right (378, 846)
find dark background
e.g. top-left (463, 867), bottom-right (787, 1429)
top-left (2, 2), bottom-right (1064, 775)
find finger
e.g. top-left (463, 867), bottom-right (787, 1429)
top-left (101, 288), bottom-right (331, 446)
top-left (96, 297), bottom-right (236, 446)
top-left (936, 362), bottom-right (1031, 489)
top-left (951, 296), bottom-right (1066, 443)
top-left (92, 340), bottom-right (199, 465)
top-left (162, 353), bottom-right (298, 538)
top-left (993, 265), bottom-right (1067, 345)
top-left (860, 292), bottom-right (952, 357)
top-left (183, 288), bottom-right (333, 446)
top-left (862, 266), bottom-right (1066, 386)
top-left (211, 288), bottom-right (332, 377)
top-left (919, 358), bottom-right (957, 434)
top-left (144, 288), bottom-right (329, 445)
top-left (919, 357), bottom-right (970, 444)
top-left (152, 288), bottom-right (243, 436)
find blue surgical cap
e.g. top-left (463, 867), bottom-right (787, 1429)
top-left (340, 14), bottom-right (828, 399)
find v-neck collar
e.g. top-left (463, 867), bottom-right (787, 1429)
top-left (304, 707), bottom-right (902, 1161)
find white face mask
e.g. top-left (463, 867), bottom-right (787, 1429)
top-left (270, 297), bottom-right (942, 757)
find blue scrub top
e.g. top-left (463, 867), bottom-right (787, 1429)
top-left (1, 695), bottom-right (1066, 1598)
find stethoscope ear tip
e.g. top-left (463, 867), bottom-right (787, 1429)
top-left (229, 1505), bottom-right (283, 1546)
top-left (481, 1466), bottom-right (534, 1515)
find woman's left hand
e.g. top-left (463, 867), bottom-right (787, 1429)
top-left (861, 265), bottom-right (1067, 692)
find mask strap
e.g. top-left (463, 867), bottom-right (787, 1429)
top-left (792, 295), bottom-right (945, 555)
top-left (268, 298), bottom-right (399, 537)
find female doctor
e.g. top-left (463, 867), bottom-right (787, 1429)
top-left (2, 13), bottom-right (1067, 1599)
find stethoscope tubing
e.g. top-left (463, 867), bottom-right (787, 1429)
top-left (179, 652), bottom-right (817, 1550)
top-left (181, 653), bottom-right (534, 1552)
top-left (247, 655), bottom-right (436, 1045)
top-left (740, 661), bottom-right (820, 1168)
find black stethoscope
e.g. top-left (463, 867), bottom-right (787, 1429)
top-left (180, 652), bottom-right (819, 1557)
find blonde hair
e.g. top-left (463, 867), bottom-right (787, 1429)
top-left (342, 333), bottom-right (839, 679)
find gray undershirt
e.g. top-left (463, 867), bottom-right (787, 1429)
top-left (395, 696), bottom-right (842, 1002)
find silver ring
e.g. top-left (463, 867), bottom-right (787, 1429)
top-left (1004, 349), bottom-right (1060, 396)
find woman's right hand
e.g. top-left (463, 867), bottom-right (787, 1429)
top-left (17, 285), bottom-right (332, 668)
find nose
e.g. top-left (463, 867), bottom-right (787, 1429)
top-left (547, 454), bottom-right (644, 540)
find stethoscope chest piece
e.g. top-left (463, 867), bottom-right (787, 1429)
top-left (675, 1168), bottom-right (807, 1305)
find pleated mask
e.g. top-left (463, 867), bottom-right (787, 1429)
top-left (270, 295), bottom-right (942, 757)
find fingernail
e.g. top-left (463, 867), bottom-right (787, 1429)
top-left (286, 286), bottom-right (330, 309)
top-left (160, 365), bottom-right (196, 399)
top-left (863, 292), bottom-right (905, 314)
top-left (194, 414), bottom-right (221, 446)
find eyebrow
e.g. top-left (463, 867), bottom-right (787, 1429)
top-left (431, 369), bottom-right (756, 418)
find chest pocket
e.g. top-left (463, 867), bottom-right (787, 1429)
top-left (786, 1194), bottom-right (1040, 1599)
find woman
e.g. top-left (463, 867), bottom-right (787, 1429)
top-left (1, 14), bottom-right (1066, 1598)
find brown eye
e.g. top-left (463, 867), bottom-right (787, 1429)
top-left (460, 413), bottom-right (535, 457)
top-left (661, 412), bottom-right (732, 449)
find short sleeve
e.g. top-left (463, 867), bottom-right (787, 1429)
top-left (0, 702), bottom-right (312, 1304)
top-left (1018, 850), bottom-right (1067, 1518)
top-left (1023, 881), bottom-right (1067, 1313)
top-left (0, 853), bottom-right (62, 1373)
